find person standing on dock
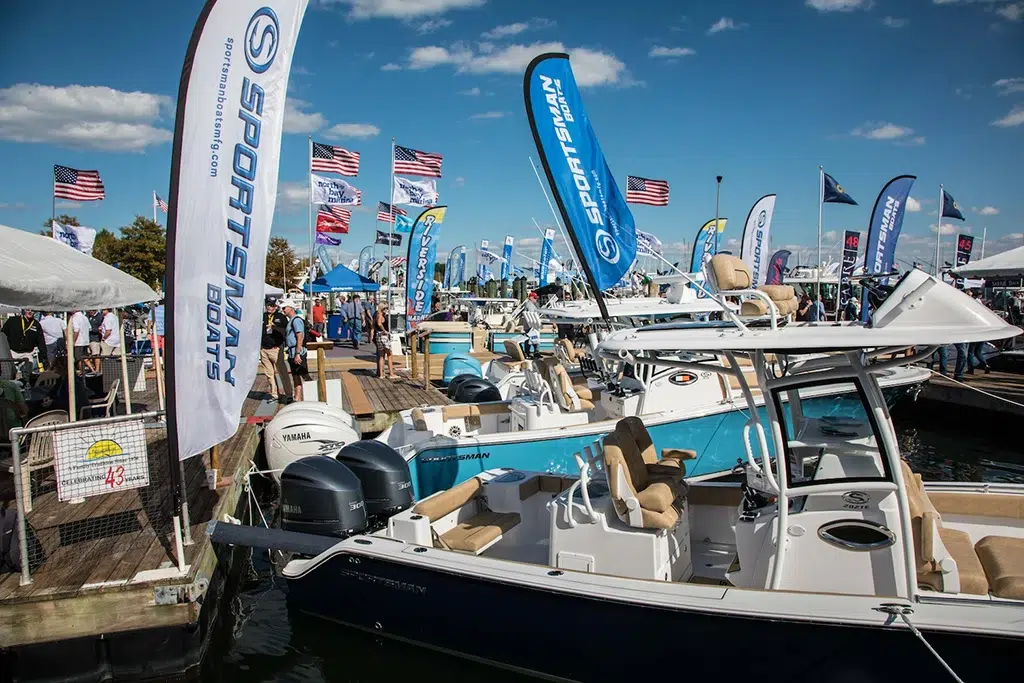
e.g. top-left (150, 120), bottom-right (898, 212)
top-left (39, 312), bottom-right (66, 360)
top-left (311, 298), bottom-right (326, 337)
top-left (260, 298), bottom-right (292, 402)
top-left (349, 294), bottom-right (363, 351)
top-left (280, 299), bottom-right (311, 402)
top-left (374, 302), bottom-right (396, 379)
top-left (2, 309), bottom-right (46, 379)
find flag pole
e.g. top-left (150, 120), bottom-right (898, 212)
top-left (388, 137), bottom-right (396, 303)
top-left (307, 136), bottom-right (314, 317)
top-left (153, 191), bottom-right (157, 223)
top-left (713, 175), bottom-right (723, 254)
top-left (981, 227), bottom-right (987, 260)
top-left (934, 184), bottom-right (943, 278)
top-left (817, 166), bottom-right (823, 302)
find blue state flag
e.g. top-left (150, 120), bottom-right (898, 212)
top-left (823, 172), bottom-right (857, 205)
top-left (524, 53), bottom-right (637, 294)
top-left (941, 189), bottom-right (965, 221)
top-left (395, 213), bottom-right (414, 233)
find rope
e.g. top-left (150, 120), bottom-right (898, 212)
top-left (875, 604), bottom-right (964, 683)
top-left (928, 369), bottom-right (1024, 409)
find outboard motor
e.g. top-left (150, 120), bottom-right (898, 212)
top-left (264, 405), bottom-right (361, 484)
top-left (447, 373), bottom-right (481, 399)
top-left (280, 457), bottom-right (367, 538)
top-left (335, 440), bottom-right (413, 527)
top-left (453, 377), bottom-right (501, 403)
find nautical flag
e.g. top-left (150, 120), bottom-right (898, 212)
top-left (395, 212), bottom-right (414, 233)
top-left (394, 145), bottom-right (443, 178)
top-left (393, 176), bottom-right (439, 207)
top-left (311, 141), bottom-right (360, 176)
top-left (52, 220), bottom-right (97, 255)
top-left (154, 192), bottom-right (169, 212)
top-left (376, 230), bottom-right (401, 246)
top-left (625, 176), bottom-right (670, 206)
top-left (316, 205), bottom-right (351, 233)
top-left (636, 230), bottom-right (663, 256)
top-left (310, 173), bottom-right (361, 205)
top-left (315, 232), bottom-right (342, 246)
top-left (376, 201), bottom-right (407, 223)
top-left (823, 172), bottom-right (857, 205)
top-left (942, 189), bottom-right (965, 221)
top-left (53, 165), bottom-right (105, 201)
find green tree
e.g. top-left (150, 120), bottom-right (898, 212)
top-left (40, 213), bottom-right (79, 236)
top-left (91, 229), bottom-right (119, 265)
top-left (110, 216), bottom-right (166, 289)
top-left (266, 236), bottom-right (299, 291)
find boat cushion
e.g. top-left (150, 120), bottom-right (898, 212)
top-left (442, 403), bottom-right (510, 421)
top-left (441, 511), bottom-right (521, 553)
top-left (759, 284), bottom-right (795, 301)
top-left (413, 477), bottom-right (482, 522)
top-left (741, 300), bottom-right (769, 316)
top-left (928, 492), bottom-right (1024, 520)
top-left (640, 505), bottom-right (680, 530)
top-left (410, 407), bottom-right (429, 431)
top-left (573, 383), bottom-right (600, 401)
top-left (937, 528), bottom-right (989, 595)
top-left (662, 448), bottom-right (697, 462)
top-left (975, 535), bottom-right (1024, 600)
top-left (636, 482), bottom-right (677, 513)
top-left (708, 254), bottom-right (753, 292)
top-left (503, 340), bottom-right (527, 362)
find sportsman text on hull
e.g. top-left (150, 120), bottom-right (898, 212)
top-left (165, 0), bottom-right (310, 461)
top-left (524, 53), bottom-right (637, 319)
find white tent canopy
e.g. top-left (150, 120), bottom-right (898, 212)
top-left (952, 245), bottom-right (1024, 279)
top-left (265, 283), bottom-right (284, 296)
top-left (0, 224), bottom-right (160, 310)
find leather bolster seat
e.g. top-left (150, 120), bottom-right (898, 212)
top-left (412, 477), bottom-right (520, 553)
top-left (975, 535), bottom-right (1024, 600)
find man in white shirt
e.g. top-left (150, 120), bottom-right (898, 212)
top-left (70, 310), bottom-right (91, 365)
top-left (39, 312), bottom-right (67, 360)
top-left (100, 309), bottom-right (121, 356)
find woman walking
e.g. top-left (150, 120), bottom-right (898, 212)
top-left (374, 303), bottom-right (396, 379)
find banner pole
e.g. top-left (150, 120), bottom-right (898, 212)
top-left (935, 184), bottom-right (943, 278)
top-left (817, 166), bottom-right (823, 303)
top-left (307, 136), bottom-right (314, 318)
top-left (714, 176), bottom-right (722, 255)
top-left (388, 137), bottom-right (396, 303)
top-left (981, 227), bottom-right (987, 259)
top-left (117, 308), bottom-right (133, 414)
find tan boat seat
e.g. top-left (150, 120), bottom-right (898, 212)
top-left (441, 402), bottom-right (510, 421)
top-left (555, 338), bottom-right (578, 363)
top-left (410, 407), bottom-right (429, 431)
top-left (975, 535), bottom-right (1024, 600)
top-left (412, 477), bottom-right (521, 554)
top-left (901, 460), bottom-right (988, 595)
top-left (503, 339), bottom-right (527, 362)
top-left (541, 357), bottom-right (595, 411)
top-left (708, 255), bottom-right (797, 318)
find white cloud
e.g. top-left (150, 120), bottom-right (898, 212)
top-left (991, 105), bottom-right (1024, 127)
top-left (469, 111), bottom-right (508, 119)
top-left (975, 206), bottom-right (999, 215)
top-left (996, 2), bottom-right (1023, 21)
top-left (406, 42), bottom-right (632, 87)
top-left (0, 202), bottom-right (26, 209)
top-left (414, 18), bottom-right (452, 33)
top-left (55, 201), bottom-right (82, 209)
top-left (807, 0), bottom-right (870, 10)
top-left (518, 237), bottom-right (542, 247)
top-left (906, 196), bottom-right (922, 212)
top-left (0, 83), bottom-right (172, 152)
top-left (954, 86), bottom-right (973, 99)
top-left (277, 181), bottom-right (309, 212)
top-left (882, 16), bottom-right (908, 27)
top-left (481, 18), bottom-right (554, 39)
top-left (930, 223), bottom-right (959, 235)
top-left (380, 62), bottom-right (402, 71)
top-left (707, 17), bottom-right (747, 34)
top-left (896, 135), bottom-right (927, 146)
top-left (453, 176), bottom-right (465, 187)
top-left (283, 97), bottom-right (328, 134)
top-left (824, 230), bottom-right (839, 242)
top-left (726, 238), bottom-right (740, 247)
top-left (850, 121), bottom-right (918, 141)
top-left (459, 87), bottom-right (481, 95)
top-left (993, 77), bottom-right (1024, 95)
top-left (323, 123), bottom-right (381, 138)
top-left (328, 0), bottom-right (486, 20)
top-left (649, 46), bottom-right (697, 58)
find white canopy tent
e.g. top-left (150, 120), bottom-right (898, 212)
top-left (264, 283), bottom-right (284, 297)
top-left (952, 245), bottom-right (1024, 280)
top-left (0, 224), bottom-right (159, 310)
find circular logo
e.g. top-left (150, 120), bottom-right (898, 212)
top-left (244, 7), bottom-right (280, 74)
top-left (668, 371), bottom-right (698, 386)
top-left (595, 229), bottom-right (620, 264)
top-left (757, 210), bottom-right (767, 228)
top-left (841, 491), bottom-right (870, 506)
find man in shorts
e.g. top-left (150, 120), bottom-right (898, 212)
top-left (279, 299), bottom-right (310, 402)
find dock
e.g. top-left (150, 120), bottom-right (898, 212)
top-left (918, 369), bottom-right (1024, 418)
top-left (0, 376), bottom-right (276, 682)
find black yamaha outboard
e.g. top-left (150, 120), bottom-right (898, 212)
top-left (335, 440), bottom-right (413, 526)
top-left (447, 373), bottom-right (480, 399)
top-left (280, 457), bottom-right (367, 538)
top-left (453, 377), bottom-right (501, 403)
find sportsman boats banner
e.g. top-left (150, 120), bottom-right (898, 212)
top-left (839, 231), bottom-right (860, 314)
top-left (539, 227), bottom-right (555, 284)
top-left (524, 53), bottom-right (637, 312)
top-left (861, 174), bottom-right (915, 321)
top-left (500, 235), bottom-right (514, 282)
top-left (405, 206), bottom-right (447, 330)
top-left (456, 246), bottom-right (467, 286)
top-left (165, 0), bottom-right (309, 461)
top-left (689, 218), bottom-right (726, 298)
top-left (739, 194), bottom-right (776, 286)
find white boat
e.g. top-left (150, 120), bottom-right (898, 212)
top-left (253, 267), bottom-right (1023, 681)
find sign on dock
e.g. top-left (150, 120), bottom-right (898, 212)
top-left (53, 421), bottom-right (151, 501)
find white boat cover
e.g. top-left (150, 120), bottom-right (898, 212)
top-left (952, 245), bottom-right (1024, 279)
top-left (0, 224), bottom-right (159, 310)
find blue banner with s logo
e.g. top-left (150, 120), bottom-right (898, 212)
top-left (524, 53), bottom-right (636, 298)
top-left (405, 206), bottom-right (447, 330)
top-left (455, 246), bottom-right (466, 286)
top-left (861, 175), bottom-right (915, 321)
top-left (358, 245), bottom-right (373, 277)
top-left (539, 227), bottom-right (555, 284)
top-left (501, 235), bottom-right (514, 282)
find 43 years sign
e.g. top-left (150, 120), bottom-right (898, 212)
top-left (53, 420), bottom-right (151, 501)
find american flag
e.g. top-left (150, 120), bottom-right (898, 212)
top-left (54, 165), bottom-right (105, 201)
top-left (394, 145), bottom-right (443, 178)
top-left (376, 201), bottom-right (407, 223)
top-left (316, 205), bottom-right (351, 233)
top-left (154, 192), bottom-right (168, 213)
top-left (625, 175), bottom-right (670, 207)
top-left (311, 141), bottom-right (360, 176)
top-left (391, 257), bottom-right (407, 268)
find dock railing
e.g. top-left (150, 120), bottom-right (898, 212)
top-left (408, 328), bottom-right (433, 389)
top-left (7, 410), bottom-right (191, 587)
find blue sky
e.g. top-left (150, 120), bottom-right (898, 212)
top-left (1, 0), bottom-right (1022, 273)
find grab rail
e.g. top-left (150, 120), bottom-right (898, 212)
top-left (565, 440), bottom-right (603, 527)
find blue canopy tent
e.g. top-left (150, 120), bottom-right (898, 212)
top-left (304, 264), bottom-right (379, 342)
top-left (305, 263), bottom-right (380, 294)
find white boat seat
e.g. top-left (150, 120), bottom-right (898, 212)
top-left (901, 460), bottom-right (989, 595)
top-left (412, 477), bottom-right (521, 554)
top-left (603, 417), bottom-right (689, 530)
top-left (975, 536), bottom-right (1024, 600)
